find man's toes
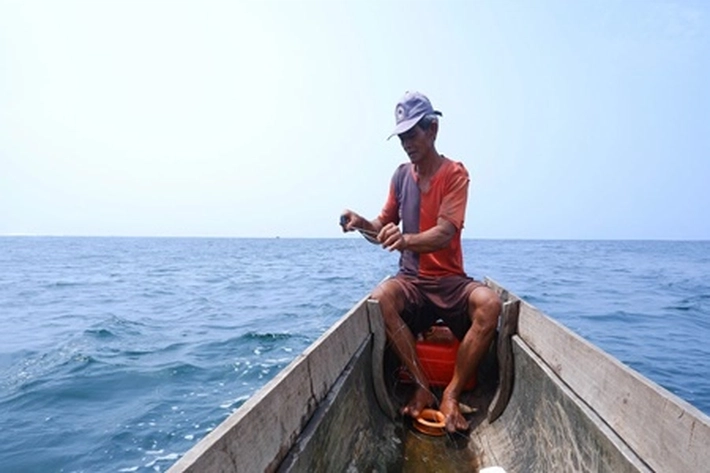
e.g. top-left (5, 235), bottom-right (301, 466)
top-left (444, 414), bottom-right (469, 432)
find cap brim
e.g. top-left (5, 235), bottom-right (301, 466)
top-left (386, 110), bottom-right (442, 140)
top-left (387, 116), bottom-right (421, 140)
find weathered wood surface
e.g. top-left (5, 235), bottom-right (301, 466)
top-left (366, 299), bottom-right (398, 420)
top-left (486, 278), bottom-right (710, 473)
top-left (278, 337), bottom-right (400, 472)
top-left (167, 295), bottom-right (374, 473)
top-left (488, 299), bottom-right (520, 422)
top-left (475, 338), bottom-right (651, 472)
top-left (168, 278), bottom-right (710, 473)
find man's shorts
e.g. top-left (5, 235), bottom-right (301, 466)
top-left (390, 274), bottom-right (484, 340)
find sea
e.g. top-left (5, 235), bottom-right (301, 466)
top-left (0, 237), bottom-right (708, 473)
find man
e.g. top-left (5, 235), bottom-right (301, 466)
top-left (340, 91), bottom-right (501, 433)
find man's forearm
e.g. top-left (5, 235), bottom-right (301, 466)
top-left (402, 224), bottom-right (454, 253)
top-left (366, 218), bottom-right (384, 234)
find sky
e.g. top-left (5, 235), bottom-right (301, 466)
top-left (1, 0), bottom-right (708, 240)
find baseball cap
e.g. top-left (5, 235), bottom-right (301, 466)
top-left (387, 91), bottom-right (442, 140)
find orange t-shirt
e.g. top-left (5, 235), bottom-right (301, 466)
top-left (377, 157), bottom-right (470, 278)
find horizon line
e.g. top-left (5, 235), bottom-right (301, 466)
top-left (1, 234), bottom-right (708, 243)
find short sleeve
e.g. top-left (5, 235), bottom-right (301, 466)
top-left (438, 162), bottom-right (469, 230)
top-left (377, 179), bottom-right (400, 226)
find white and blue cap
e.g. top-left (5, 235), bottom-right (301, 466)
top-left (387, 91), bottom-right (442, 140)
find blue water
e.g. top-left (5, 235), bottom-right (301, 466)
top-left (0, 237), bottom-right (708, 472)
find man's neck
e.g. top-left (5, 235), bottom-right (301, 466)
top-left (414, 148), bottom-right (442, 178)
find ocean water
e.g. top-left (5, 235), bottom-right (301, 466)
top-left (0, 237), bottom-right (708, 472)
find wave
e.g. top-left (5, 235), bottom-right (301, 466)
top-left (241, 331), bottom-right (294, 341)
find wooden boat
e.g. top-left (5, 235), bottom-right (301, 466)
top-left (167, 279), bottom-right (710, 472)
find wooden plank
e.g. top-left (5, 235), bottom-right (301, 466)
top-left (366, 299), bottom-right (397, 420)
top-left (279, 338), bottom-right (400, 472)
top-left (487, 299), bottom-right (520, 422)
top-left (486, 279), bottom-right (710, 472)
top-left (476, 337), bottom-right (650, 472)
top-left (301, 297), bottom-right (371, 402)
top-left (168, 296), bottom-right (373, 473)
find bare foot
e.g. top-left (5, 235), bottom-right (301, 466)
top-left (440, 394), bottom-right (469, 432)
top-left (401, 386), bottom-right (436, 419)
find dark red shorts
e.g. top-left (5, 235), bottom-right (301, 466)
top-left (390, 274), bottom-right (484, 340)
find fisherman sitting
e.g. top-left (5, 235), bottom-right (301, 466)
top-left (341, 91), bottom-right (501, 432)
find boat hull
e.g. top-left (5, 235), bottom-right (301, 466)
top-left (169, 280), bottom-right (710, 472)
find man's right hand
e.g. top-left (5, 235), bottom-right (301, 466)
top-left (339, 211), bottom-right (385, 244)
top-left (339, 210), bottom-right (361, 232)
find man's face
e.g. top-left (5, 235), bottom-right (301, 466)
top-left (398, 123), bottom-right (433, 163)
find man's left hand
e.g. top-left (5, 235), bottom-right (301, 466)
top-left (379, 223), bottom-right (408, 252)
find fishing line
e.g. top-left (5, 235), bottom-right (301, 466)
top-left (340, 222), bottom-right (388, 289)
top-left (341, 220), bottom-right (450, 428)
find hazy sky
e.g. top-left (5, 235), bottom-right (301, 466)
top-left (1, 1), bottom-right (708, 239)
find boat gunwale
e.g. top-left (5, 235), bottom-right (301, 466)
top-left (167, 293), bottom-right (376, 473)
top-left (486, 277), bottom-right (710, 473)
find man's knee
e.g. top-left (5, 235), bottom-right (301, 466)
top-left (371, 280), bottom-right (405, 317)
top-left (370, 284), bottom-right (385, 302)
top-left (371, 280), bottom-right (396, 303)
top-left (469, 287), bottom-right (501, 331)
